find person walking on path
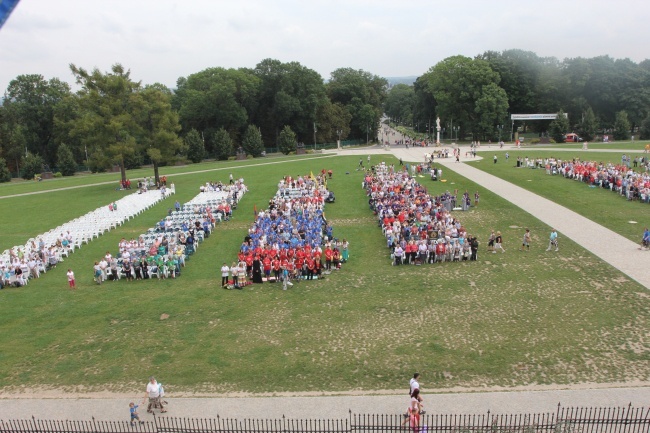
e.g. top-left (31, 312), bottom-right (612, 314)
top-left (143, 376), bottom-right (167, 414)
top-left (409, 373), bottom-right (420, 396)
top-left (546, 229), bottom-right (559, 252)
top-left (521, 229), bottom-right (531, 252)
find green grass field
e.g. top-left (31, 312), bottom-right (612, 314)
top-left (0, 153), bottom-right (648, 395)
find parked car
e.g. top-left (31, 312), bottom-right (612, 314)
top-left (565, 133), bottom-right (583, 142)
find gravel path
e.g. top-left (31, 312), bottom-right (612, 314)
top-left (1, 386), bottom-right (649, 420)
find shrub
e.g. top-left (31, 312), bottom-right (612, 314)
top-left (54, 172), bottom-right (62, 178)
top-left (21, 152), bottom-right (44, 180)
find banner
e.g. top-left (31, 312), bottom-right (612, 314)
top-left (0, 0), bottom-right (20, 30)
top-left (511, 113), bottom-right (568, 120)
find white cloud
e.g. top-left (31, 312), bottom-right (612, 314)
top-left (0, 0), bottom-right (648, 92)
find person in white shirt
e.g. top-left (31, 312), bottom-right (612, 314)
top-left (221, 263), bottom-right (230, 287)
top-left (142, 376), bottom-right (166, 414)
top-left (409, 373), bottom-right (425, 414)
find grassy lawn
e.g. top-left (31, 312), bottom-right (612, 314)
top-left (0, 154), bottom-right (648, 394)
top-left (467, 150), bottom-right (649, 243)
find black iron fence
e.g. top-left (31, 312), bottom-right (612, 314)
top-left (1, 405), bottom-right (649, 433)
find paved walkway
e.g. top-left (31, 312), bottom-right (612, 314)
top-left (1, 136), bottom-right (649, 420)
top-left (1, 386), bottom-right (649, 420)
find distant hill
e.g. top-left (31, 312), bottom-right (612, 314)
top-left (385, 76), bottom-right (418, 87)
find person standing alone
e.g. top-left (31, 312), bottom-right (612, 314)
top-left (546, 229), bottom-right (559, 251)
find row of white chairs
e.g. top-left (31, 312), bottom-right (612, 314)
top-left (0, 187), bottom-right (175, 271)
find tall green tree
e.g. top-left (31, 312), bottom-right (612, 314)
top-left (213, 128), bottom-right (233, 160)
top-left (548, 110), bottom-right (570, 142)
top-left (241, 125), bottom-right (264, 157)
top-left (384, 84), bottom-right (415, 124)
top-left (69, 64), bottom-right (142, 183)
top-left (252, 59), bottom-right (328, 146)
top-left (139, 84), bottom-right (184, 184)
top-left (613, 111), bottom-right (631, 140)
top-left (174, 67), bottom-right (260, 152)
top-left (315, 101), bottom-right (352, 143)
top-left (578, 106), bottom-right (598, 141)
top-left (278, 125), bottom-right (297, 155)
top-left (425, 56), bottom-right (507, 139)
top-left (1, 74), bottom-right (71, 165)
top-left (185, 129), bottom-right (205, 163)
top-left (56, 143), bottom-right (77, 176)
top-left (327, 68), bottom-right (387, 141)
top-left (639, 114), bottom-right (650, 139)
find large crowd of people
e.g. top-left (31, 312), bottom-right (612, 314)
top-left (225, 172), bottom-right (343, 289)
top-left (544, 156), bottom-right (650, 203)
top-left (94, 180), bottom-right (246, 283)
top-left (364, 162), bottom-right (479, 264)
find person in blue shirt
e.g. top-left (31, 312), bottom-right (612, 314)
top-left (129, 402), bottom-right (144, 426)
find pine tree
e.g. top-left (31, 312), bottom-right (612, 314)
top-left (278, 125), bottom-right (297, 155)
top-left (613, 111), bottom-right (631, 140)
top-left (56, 143), bottom-right (77, 176)
top-left (548, 109), bottom-right (570, 143)
top-left (185, 129), bottom-right (205, 163)
top-left (213, 128), bottom-right (233, 160)
top-left (241, 125), bottom-right (264, 157)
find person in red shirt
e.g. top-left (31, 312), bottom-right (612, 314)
top-left (262, 256), bottom-right (272, 280)
top-left (245, 253), bottom-right (254, 278)
top-left (324, 246), bottom-right (333, 270)
top-left (332, 248), bottom-right (341, 269)
top-left (306, 258), bottom-right (315, 280)
top-left (272, 258), bottom-right (281, 281)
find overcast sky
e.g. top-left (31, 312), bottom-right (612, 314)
top-left (1, 0), bottom-right (649, 92)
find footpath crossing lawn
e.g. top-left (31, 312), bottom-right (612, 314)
top-left (0, 154), bottom-right (648, 394)
top-left (466, 150), bottom-right (649, 243)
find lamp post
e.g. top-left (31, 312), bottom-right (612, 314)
top-left (497, 124), bottom-right (503, 143)
top-left (336, 129), bottom-right (342, 149)
top-left (454, 126), bottom-right (460, 141)
top-left (366, 123), bottom-right (369, 145)
top-left (313, 122), bottom-right (317, 150)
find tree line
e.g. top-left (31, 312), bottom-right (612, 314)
top-left (1, 49), bottom-right (649, 182)
top-left (384, 49), bottom-right (650, 144)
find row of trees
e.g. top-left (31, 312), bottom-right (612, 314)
top-left (0, 60), bottom-right (387, 181)
top-left (384, 50), bottom-right (650, 142)
top-left (3, 50), bottom-right (650, 182)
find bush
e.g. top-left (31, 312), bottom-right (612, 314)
top-left (227, 156), bottom-right (236, 161)
top-left (21, 152), bottom-right (44, 180)
top-left (246, 155), bottom-right (254, 159)
top-left (530, 138), bottom-right (540, 144)
top-left (54, 172), bottom-right (62, 178)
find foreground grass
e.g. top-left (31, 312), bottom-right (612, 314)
top-left (467, 150), bottom-right (649, 243)
top-left (0, 154), bottom-right (648, 394)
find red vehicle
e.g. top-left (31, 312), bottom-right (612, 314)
top-left (565, 133), bottom-right (583, 142)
